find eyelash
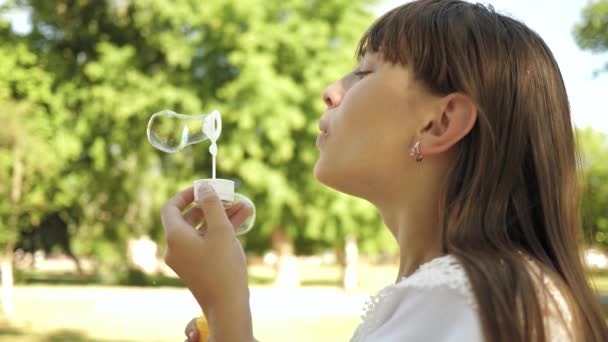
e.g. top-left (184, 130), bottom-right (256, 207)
top-left (353, 70), bottom-right (371, 78)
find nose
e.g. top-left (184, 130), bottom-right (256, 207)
top-left (322, 80), bottom-right (344, 109)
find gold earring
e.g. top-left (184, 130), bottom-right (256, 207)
top-left (409, 141), bottom-right (423, 162)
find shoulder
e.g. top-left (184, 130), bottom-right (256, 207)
top-left (351, 254), bottom-right (576, 341)
top-left (351, 255), bottom-right (483, 342)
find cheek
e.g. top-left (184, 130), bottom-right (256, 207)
top-left (313, 127), bottom-right (366, 188)
top-left (315, 87), bottom-right (413, 185)
top-left (315, 129), bottom-right (395, 185)
top-left (337, 111), bottom-right (406, 160)
top-left (329, 97), bottom-right (408, 166)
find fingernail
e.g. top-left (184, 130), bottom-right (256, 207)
top-left (188, 331), bottom-right (195, 341)
top-left (198, 184), bottom-right (215, 198)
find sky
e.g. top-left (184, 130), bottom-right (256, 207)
top-left (378, 0), bottom-right (608, 133)
top-left (5, 0), bottom-right (608, 133)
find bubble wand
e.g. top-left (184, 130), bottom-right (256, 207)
top-left (147, 109), bottom-right (255, 234)
top-left (147, 109), bottom-right (256, 341)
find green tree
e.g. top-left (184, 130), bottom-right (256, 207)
top-left (0, 0), bottom-right (396, 290)
top-left (574, 0), bottom-right (608, 74)
top-left (574, 0), bottom-right (608, 50)
top-left (577, 128), bottom-right (608, 247)
top-left (0, 16), bottom-right (80, 315)
top-left (574, 0), bottom-right (608, 247)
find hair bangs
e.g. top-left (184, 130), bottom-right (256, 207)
top-left (355, 1), bottom-right (459, 95)
top-left (355, 3), bottom-right (420, 65)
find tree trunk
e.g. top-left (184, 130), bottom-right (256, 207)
top-left (58, 211), bottom-right (84, 275)
top-left (67, 250), bottom-right (84, 275)
top-left (271, 228), bottom-right (299, 287)
top-left (2, 142), bottom-right (23, 317)
top-left (340, 235), bottom-right (358, 292)
top-left (1, 243), bottom-right (15, 317)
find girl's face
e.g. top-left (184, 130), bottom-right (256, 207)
top-left (314, 52), bottom-right (437, 200)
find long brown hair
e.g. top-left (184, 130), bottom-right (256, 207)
top-left (356, 1), bottom-right (608, 341)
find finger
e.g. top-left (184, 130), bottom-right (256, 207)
top-left (161, 186), bottom-right (195, 227)
top-left (184, 202), bottom-right (244, 230)
top-left (225, 202), bottom-right (245, 217)
top-left (228, 203), bottom-right (251, 230)
top-left (196, 184), bottom-right (232, 235)
top-left (184, 318), bottom-right (199, 342)
top-left (161, 187), bottom-right (196, 238)
top-left (161, 204), bottom-right (190, 238)
top-left (167, 186), bottom-right (195, 212)
top-left (182, 205), bottom-right (205, 227)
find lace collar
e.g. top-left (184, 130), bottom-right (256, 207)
top-left (353, 255), bottom-right (474, 341)
top-left (352, 254), bottom-right (573, 342)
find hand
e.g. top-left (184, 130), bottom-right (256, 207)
top-left (184, 317), bottom-right (199, 342)
top-left (161, 184), bottom-right (253, 341)
top-left (184, 316), bottom-right (258, 342)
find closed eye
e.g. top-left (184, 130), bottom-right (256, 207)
top-left (353, 70), bottom-right (372, 79)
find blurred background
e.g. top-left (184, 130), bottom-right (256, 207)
top-left (0, 0), bottom-right (607, 341)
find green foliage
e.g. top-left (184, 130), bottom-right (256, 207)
top-left (574, 1), bottom-right (608, 247)
top-left (0, 0), bottom-right (394, 278)
top-left (574, 0), bottom-right (608, 52)
top-left (0, 40), bottom-right (71, 246)
top-left (578, 128), bottom-right (608, 246)
top-left (574, 0), bottom-right (608, 74)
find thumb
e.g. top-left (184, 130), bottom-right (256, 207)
top-left (196, 184), bottom-right (231, 234)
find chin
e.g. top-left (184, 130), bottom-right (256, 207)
top-left (313, 159), bottom-right (366, 199)
top-left (313, 159), bottom-right (329, 185)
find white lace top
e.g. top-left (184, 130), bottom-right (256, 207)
top-left (350, 255), bottom-right (573, 341)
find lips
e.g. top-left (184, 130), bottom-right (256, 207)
top-left (318, 117), bottom-right (329, 133)
top-left (317, 116), bottom-right (330, 148)
top-left (316, 131), bottom-right (328, 148)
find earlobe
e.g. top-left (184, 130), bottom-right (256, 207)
top-left (419, 93), bottom-right (477, 156)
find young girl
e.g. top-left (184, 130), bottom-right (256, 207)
top-left (161, 0), bottom-right (608, 341)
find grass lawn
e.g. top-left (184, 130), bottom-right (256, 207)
top-left (0, 264), bottom-right (396, 342)
top-left (0, 319), bottom-right (362, 342)
top-left (0, 285), bottom-right (363, 342)
top-left (1, 264), bottom-right (606, 342)
top-left (248, 262), bottom-right (398, 291)
top-left (590, 274), bottom-right (608, 293)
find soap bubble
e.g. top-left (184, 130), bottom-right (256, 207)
top-left (232, 193), bottom-right (256, 235)
top-left (147, 109), bottom-right (256, 235)
top-left (195, 193), bottom-right (256, 235)
top-left (147, 110), bottom-right (221, 153)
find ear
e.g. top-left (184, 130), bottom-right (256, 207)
top-left (418, 93), bottom-right (477, 156)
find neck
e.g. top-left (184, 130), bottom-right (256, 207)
top-left (374, 184), bottom-right (445, 282)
